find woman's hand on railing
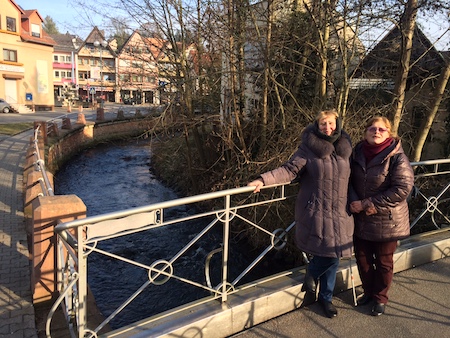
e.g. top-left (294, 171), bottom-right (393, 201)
top-left (248, 178), bottom-right (264, 193)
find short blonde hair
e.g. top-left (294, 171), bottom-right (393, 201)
top-left (365, 116), bottom-right (396, 137)
top-left (316, 109), bottom-right (339, 122)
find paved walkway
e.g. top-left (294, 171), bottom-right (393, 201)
top-left (0, 129), bottom-right (37, 338)
top-left (232, 256), bottom-right (450, 338)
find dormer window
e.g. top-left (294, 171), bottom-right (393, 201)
top-left (31, 23), bottom-right (41, 38)
top-left (6, 17), bottom-right (16, 32)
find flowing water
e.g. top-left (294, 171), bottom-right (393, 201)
top-left (54, 139), bottom-right (284, 329)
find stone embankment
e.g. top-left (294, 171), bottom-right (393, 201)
top-left (24, 110), bottom-right (161, 336)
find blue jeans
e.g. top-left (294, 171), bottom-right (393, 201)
top-left (307, 256), bottom-right (340, 303)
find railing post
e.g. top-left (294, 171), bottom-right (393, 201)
top-left (62, 117), bottom-right (72, 130)
top-left (77, 112), bottom-right (87, 125)
top-left (77, 222), bottom-right (88, 337)
top-left (221, 194), bottom-right (231, 303)
top-left (96, 107), bottom-right (105, 121)
top-left (31, 195), bottom-right (86, 303)
top-left (34, 121), bottom-right (47, 144)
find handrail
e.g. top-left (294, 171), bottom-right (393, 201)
top-left (49, 158), bottom-right (450, 338)
top-left (31, 112), bottom-right (92, 196)
top-left (32, 126), bottom-right (54, 196)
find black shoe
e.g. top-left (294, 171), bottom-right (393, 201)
top-left (356, 293), bottom-right (373, 306)
top-left (320, 300), bottom-right (338, 318)
top-left (371, 303), bottom-right (385, 316)
top-left (300, 269), bottom-right (317, 308)
top-left (300, 290), bottom-right (317, 308)
top-left (301, 270), bottom-right (317, 293)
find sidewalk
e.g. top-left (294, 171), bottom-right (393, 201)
top-left (231, 256), bottom-right (450, 338)
top-left (0, 130), bottom-right (37, 338)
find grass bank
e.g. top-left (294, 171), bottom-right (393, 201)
top-left (0, 123), bottom-right (33, 135)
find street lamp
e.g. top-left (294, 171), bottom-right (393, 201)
top-left (94, 40), bottom-right (108, 108)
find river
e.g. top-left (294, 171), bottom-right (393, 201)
top-left (54, 139), bottom-right (288, 329)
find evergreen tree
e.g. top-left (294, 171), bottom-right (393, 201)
top-left (43, 16), bottom-right (59, 34)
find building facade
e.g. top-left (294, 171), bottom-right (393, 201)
top-left (0, 0), bottom-right (55, 111)
top-left (116, 30), bottom-right (160, 105)
top-left (77, 26), bottom-right (117, 104)
top-left (50, 32), bottom-right (82, 107)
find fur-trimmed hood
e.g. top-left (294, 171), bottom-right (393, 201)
top-left (302, 124), bottom-right (353, 159)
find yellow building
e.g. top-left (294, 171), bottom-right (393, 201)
top-left (0, 0), bottom-right (55, 112)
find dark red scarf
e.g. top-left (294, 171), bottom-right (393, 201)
top-left (362, 137), bottom-right (394, 164)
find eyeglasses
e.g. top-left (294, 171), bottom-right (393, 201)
top-left (367, 126), bottom-right (388, 133)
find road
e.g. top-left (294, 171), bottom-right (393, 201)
top-left (0, 103), bottom-right (148, 123)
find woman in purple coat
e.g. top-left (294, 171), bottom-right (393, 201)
top-left (248, 109), bottom-right (354, 318)
top-left (350, 116), bottom-right (414, 316)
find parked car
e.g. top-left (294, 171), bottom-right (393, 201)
top-left (122, 97), bottom-right (135, 105)
top-left (122, 96), bottom-right (142, 105)
top-left (0, 98), bottom-right (12, 113)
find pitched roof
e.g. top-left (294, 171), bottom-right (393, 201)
top-left (49, 32), bottom-right (83, 52)
top-left (356, 25), bottom-right (446, 79)
top-left (78, 26), bottom-right (117, 56)
top-left (9, 0), bottom-right (25, 13)
top-left (144, 37), bottom-right (168, 60)
top-left (22, 9), bottom-right (44, 22)
top-left (19, 9), bottom-right (55, 46)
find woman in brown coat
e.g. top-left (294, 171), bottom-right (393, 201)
top-left (350, 116), bottom-right (414, 316)
top-left (248, 109), bottom-right (354, 318)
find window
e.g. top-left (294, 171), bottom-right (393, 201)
top-left (65, 55), bottom-right (71, 63)
top-left (78, 71), bottom-right (90, 79)
top-left (55, 71), bottom-right (60, 78)
top-left (31, 23), bottom-right (41, 38)
top-left (54, 55), bottom-right (59, 62)
top-left (3, 49), bottom-right (17, 62)
top-left (66, 71), bottom-right (72, 78)
top-left (6, 17), bottom-right (16, 32)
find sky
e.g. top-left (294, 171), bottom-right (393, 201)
top-left (16, 0), bottom-right (103, 38)
top-left (16, 0), bottom-right (449, 51)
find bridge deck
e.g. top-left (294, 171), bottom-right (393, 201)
top-left (103, 229), bottom-right (450, 338)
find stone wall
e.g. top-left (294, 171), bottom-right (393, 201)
top-left (46, 118), bottom-right (156, 173)
top-left (26, 116), bottom-right (157, 303)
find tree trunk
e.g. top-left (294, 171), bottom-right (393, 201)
top-left (390, 0), bottom-right (418, 135)
top-left (411, 62), bottom-right (450, 161)
top-left (260, 0), bottom-right (273, 153)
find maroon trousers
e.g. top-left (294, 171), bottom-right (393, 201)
top-left (354, 236), bottom-right (398, 304)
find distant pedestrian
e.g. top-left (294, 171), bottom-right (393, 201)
top-left (350, 116), bottom-right (414, 316)
top-left (248, 109), bottom-right (354, 318)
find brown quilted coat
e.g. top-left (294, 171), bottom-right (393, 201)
top-left (260, 124), bottom-right (354, 259)
top-left (350, 139), bottom-right (414, 242)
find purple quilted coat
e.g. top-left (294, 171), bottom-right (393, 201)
top-left (260, 124), bottom-right (354, 258)
top-left (350, 139), bottom-right (414, 242)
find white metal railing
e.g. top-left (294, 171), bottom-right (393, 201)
top-left (409, 159), bottom-right (450, 230)
top-left (49, 158), bottom-right (450, 338)
top-left (52, 183), bottom-right (295, 337)
top-left (32, 126), bottom-right (55, 196)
